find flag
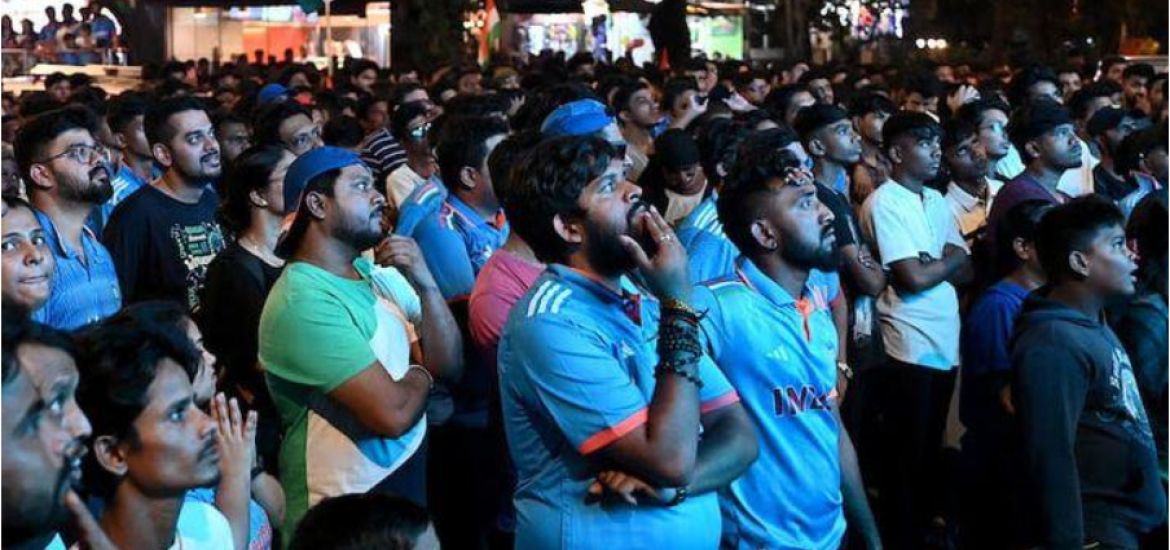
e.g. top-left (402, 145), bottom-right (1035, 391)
top-left (478, 0), bottom-right (500, 66)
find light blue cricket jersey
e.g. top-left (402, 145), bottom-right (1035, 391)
top-left (498, 264), bottom-right (740, 550)
top-left (694, 256), bottom-right (846, 550)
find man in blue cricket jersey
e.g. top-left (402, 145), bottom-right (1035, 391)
top-left (411, 115), bottom-right (511, 299)
top-left (497, 135), bottom-right (758, 550)
top-left (693, 147), bottom-right (882, 550)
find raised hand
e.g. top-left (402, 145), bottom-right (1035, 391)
top-left (620, 206), bottom-right (691, 303)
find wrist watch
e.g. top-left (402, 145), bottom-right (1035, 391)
top-left (837, 361), bottom-right (854, 381)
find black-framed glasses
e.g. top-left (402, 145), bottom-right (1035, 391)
top-left (35, 143), bottom-right (108, 165)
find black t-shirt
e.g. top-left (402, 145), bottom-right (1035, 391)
top-left (815, 183), bottom-right (858, 249)
top-left (197, 242), bottom-right (283, 394)
top-left (104, 184), bottom-right (227, 310)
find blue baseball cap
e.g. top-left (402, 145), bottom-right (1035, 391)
top-left (541, 99), bottom-right (615, 137)
top-left (257, 83), bottom-right (291, 105)
top-left (274, 147), bottom-right (367, 258)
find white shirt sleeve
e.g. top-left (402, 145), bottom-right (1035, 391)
top-left (869, 194), bottom-right (922, 266)
top-left (175, 501), bottom-right (235, 550)
top-left (368, 265), bottom-right (423, 324)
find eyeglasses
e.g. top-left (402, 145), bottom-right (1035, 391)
top-left (408, 122), bottom-right (432, 142)
top-left (35, 143), bottom-right (108, 165)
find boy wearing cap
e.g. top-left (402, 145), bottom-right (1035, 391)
top-left (257, 147), bottom-right (463, 539)
top-left (859, 111), bottom-right (969, 549)
top-left (986, 101), bottom-right (1083, 270)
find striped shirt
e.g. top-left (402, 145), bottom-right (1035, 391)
top-left (32, 209), bottom-right (122, 330)
top-left (360, 128), bottom-right (407, 185)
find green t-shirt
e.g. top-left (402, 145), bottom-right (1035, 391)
top-left (259, 259), bottom-right (424, 540)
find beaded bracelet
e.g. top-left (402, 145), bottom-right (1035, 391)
top-left (655, 360), bottom-right (704, 388)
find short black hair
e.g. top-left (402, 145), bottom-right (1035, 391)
top-left (322, 116), bottom-right (366, 150)
top-left (696, 117), bottom-right (746, 187)
top-left (1035, 195), bottom-right (1126, 284)
top-left (389, 101), bottom-right (431, 142)
top-left (252, 100), bottom-right (313, 148)
top-left (763, 83), bottom-right (811, 120)
top-left (435, 116), bottom-right (509, 191)
top-left (390, 82), bottom-right (427, 107)
top-left (75, 302), bottom-right (201, 496)
top-left (1010, 65), bottom-right (1061, 106)
top-left (18, 91), bottom-right (64, 119)
top-left (347, 59), bottom-right (379, 81)
top-left (289, 493), bottom-right (430, 550)
top-left (848, 92), bottom-right (895, 119)
top-left (44, 72), bottom-right (69, 89)
top-left (942, 117), bottom-right (979, 153)
top-left (1068, 81), bottom-right (1122, 121)
top-left (108, 92), bottom-right (150, 135)
top-left (1123, 63), bottom-right (1156, 82)
top-left (487, 129), bottom-right (542, 206)
top-left (904, 72), bottom-right (943, 100)
top-left (995, 199), bottom-right (1053, 279)
top-left (1116, 125), bottom-right (1168, 175)
top-left (611, 80), bottom-right (650, 116)
top-left (1008, 100), bottom-right (1074, 162)
top-left (355, 95), bottom-right (389, 122)
top-left (956, 96), bottom-right (1011, 128)
top-left (1127, 190), bottom-right (1168, 299)
top-left (1, 302), bottom-right (30, 386)
top-left (144, 96), bottom-right (210, 147)
top-left (881, 111), bottom-right (941, 152)
top-left (507, 135), bottom-right (616, 264)
top-left (13, 106), bottom-right (93, 183)
top-left (718, 146), bottom-right (806, 256)
top-left (662, 76), bottom-right (698, 111)
top-left (793, 103), bottom-right (849, 144)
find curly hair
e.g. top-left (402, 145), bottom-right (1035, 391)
top-left (506, 135), bottom-right (617, 264)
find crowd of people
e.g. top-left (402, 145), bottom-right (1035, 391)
top-left (2, 44), bottom-right (1168, 550)
top-left (1, 1), bottom-right (120, 71)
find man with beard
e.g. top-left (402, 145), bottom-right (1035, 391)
top-left (75, 308), bottom-right (234, 550)
top-left (943, 118), bottom-right (1000, 248)
top-left (498, 135), bottom-right (757, 550)
top-left (1086, 107), bottom-right (1141, 201)
top-left (258, 147), bottom-right (463, 538)
top-left (2, 305), bottom-right (115, 550)
top-left (987, 101), bottom-right (1083, 272)
top-left (103, 97), bottom-right (227, 310)
top-left (693, 147), bottom-right (882, 550)
top-left (13, 106), bottom-right (122, 330)
top-left (859, 112), bottom-right (969, 550)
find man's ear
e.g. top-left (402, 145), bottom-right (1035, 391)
top-left (26, 163), bottom-right (56, 192)
top-left (553, 213), bottom-right (583, 246)
top-left (1023, 139), bottom-right (1042, 164)
top-left (112, 131), bottom-right (128, 151)
top-left (305, 191), bottom-right (329, 221)
top-left (248, 189), bottom-right (269, 210)
top-left (1068, 249), bottom-right (1091, 278)
top-left (886, 142), bottom-right (904, 165)
top-left (152, 142), bottom-right (172, 168)
top-left (806, 136), bottom-right (826, 158)
top-left (749, 218), bottom-right (778, 251)
top-left (459, 166), bottom-right (478, 190)
top-left (93, 435), bottom-right (128, 477)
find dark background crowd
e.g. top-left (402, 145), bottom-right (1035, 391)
top-left (2, 39), bottom-right (1168, 550)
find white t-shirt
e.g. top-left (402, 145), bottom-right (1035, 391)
top-left (945, 178), bottom-right (1003, 247)
top-left (67, 502), bottom-right (232, 550)
top-left (173, 501), bottom-right (235, 550)
top-left (860, 180), bottom-right (967, 370)
top-left (385, 164), bottom-right (428, 210)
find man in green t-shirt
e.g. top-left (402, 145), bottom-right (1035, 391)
top-left (258, 147), bottom-right (463, 541)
